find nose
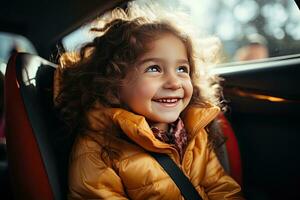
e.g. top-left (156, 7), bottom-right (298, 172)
top-left (163, 72), bottom-right (181, 90)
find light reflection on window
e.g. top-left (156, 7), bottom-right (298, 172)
top-left (62, 0), bottom-right (300, 65)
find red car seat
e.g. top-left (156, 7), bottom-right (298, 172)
top-left (4, 53), bottom-right (71, 200)
top-left (4, 52), bottom-right (243, 199)
top-left (219, 114), bottom-right (243, 185)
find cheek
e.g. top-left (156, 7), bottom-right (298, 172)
top-left (184, 80), bottom-right (193, 100)
top-left (127, 78), bottom-right (158, 103)
top-left (134, 80), bottom-right (157, 99)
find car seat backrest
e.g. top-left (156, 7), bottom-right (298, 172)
top-left (5, 53), bottom-right (70, 200)
top-left (219, 114), bottom-right (243, 185)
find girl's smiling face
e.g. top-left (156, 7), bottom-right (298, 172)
top-left (120, 33), bottom-right (193, 124)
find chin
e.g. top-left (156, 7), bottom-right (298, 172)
top-left (151, 114), bottom-right (180, 124)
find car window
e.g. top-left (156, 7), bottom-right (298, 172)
top-left (62, 25), bottom-right (93, 52)
top-left (62, 0), bottom-right (300, 65)
top-left (0, 32), bottom-right (37, 74)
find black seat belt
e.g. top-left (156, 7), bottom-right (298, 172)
top-left (150, 152), bottom-right (203, 200)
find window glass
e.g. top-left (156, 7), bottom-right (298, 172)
top-left (62, 25), bottom-right (93, 52)
top-left (62, 0), bottom-right (300, 64)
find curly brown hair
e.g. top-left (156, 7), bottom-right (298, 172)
top-left (55, 6), bottom-right (225, 148)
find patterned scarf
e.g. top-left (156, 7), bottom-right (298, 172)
top-left (151, 118), bottom-right (188, 160)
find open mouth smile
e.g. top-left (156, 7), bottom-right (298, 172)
top-left (152, 97), bottom-right (182, 107)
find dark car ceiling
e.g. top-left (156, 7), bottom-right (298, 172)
top-left (0, 0), bottom-right (127, 57)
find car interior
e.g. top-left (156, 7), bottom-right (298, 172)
top-left (1, 0), bottom-right (300, 199)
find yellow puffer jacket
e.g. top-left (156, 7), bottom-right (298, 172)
top-left (68, 103), bottom-right (244, 199)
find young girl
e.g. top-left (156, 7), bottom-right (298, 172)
top-left (54, 5), bottom-right (244, 200)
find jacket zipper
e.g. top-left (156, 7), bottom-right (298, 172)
top-left (168, 145), bottom-right (181, 164)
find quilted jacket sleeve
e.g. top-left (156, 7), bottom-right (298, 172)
top-left (201, 146), bottom-right (244, 200)
top-left (68, 138), bottom-right (129, 200)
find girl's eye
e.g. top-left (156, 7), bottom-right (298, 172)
top-left (145, 65), bottom-right (161, 73)
top-left (177, 66), bottom-right (189, 73)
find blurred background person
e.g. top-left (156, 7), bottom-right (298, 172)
top-left (234, 33), bottom-right (269, 61)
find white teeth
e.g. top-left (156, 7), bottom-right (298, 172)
top-left (155, 98), bottom-right (179, 103)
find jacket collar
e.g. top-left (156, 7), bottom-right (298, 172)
top-left (181, 105), bottom-right (220, 139)
top-left (86, 102), bottom-right (220, 152)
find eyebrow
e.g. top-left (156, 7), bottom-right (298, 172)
top-left (136, 57), bottom-right (190, 66)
